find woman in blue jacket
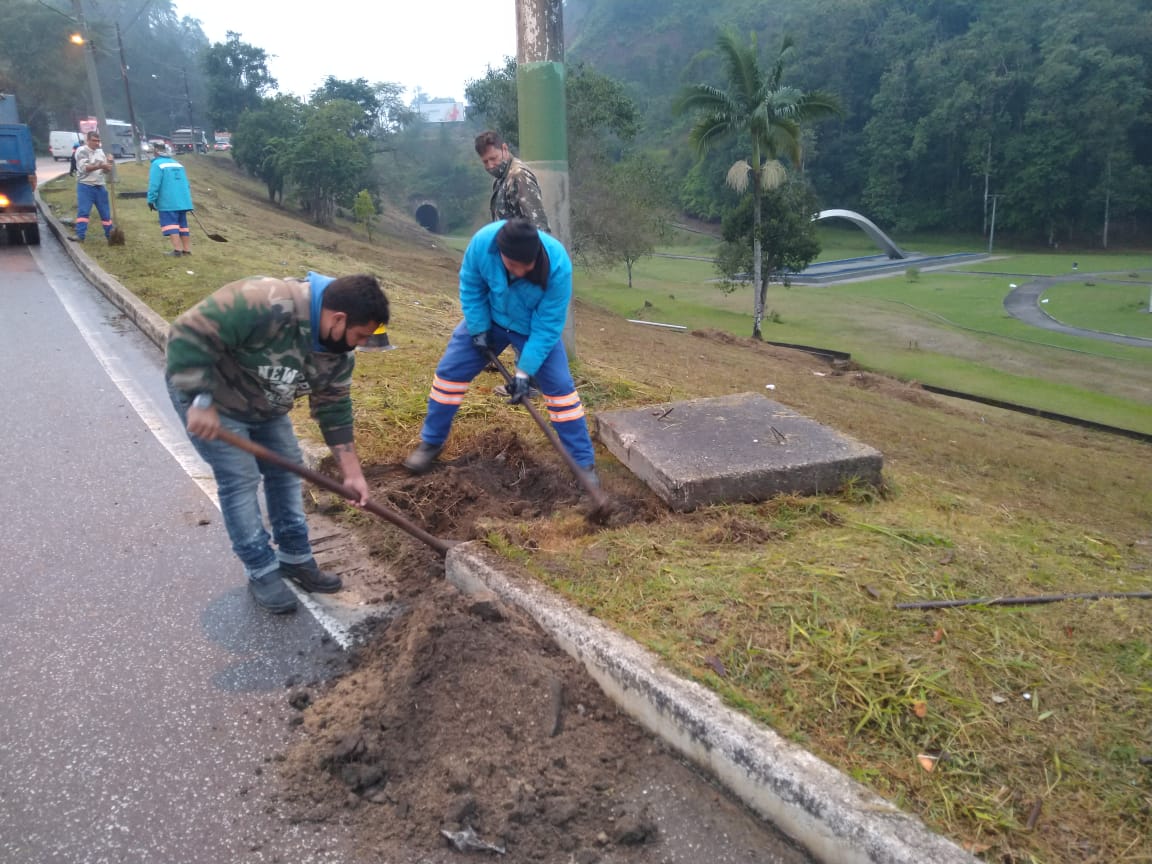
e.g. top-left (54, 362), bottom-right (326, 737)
top-left (404, 219), bottom-right (598, 487)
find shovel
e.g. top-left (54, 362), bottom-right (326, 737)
top-left (191, 210), bottom-right (228, 242)
top-left (215, 427), bottom-right (456, 556)
top-left (107, 174), bottom-right (126, 245)
top-left (484, 350), bottom-right (611, 519)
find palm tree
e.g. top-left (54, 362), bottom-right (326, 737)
top-left (675, 32), bottom-right (840, 339)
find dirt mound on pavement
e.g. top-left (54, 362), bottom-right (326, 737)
top-left (271, 432), bottom-right (786, 862)
top-left (277, 578), bottom-right (675, 862)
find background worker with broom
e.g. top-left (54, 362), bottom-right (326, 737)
top-left (69, 130), bottom-right (116, 244)
top-left (146, 142), bottom-right (194, 257)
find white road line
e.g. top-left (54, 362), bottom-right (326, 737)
top-left (32, 246), bottom-right (219, 501)
top-left (33, 246), bottom-right (357, 648)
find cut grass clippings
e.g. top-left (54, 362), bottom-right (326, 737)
top-left (40, 157), bottom-right (1152, 864)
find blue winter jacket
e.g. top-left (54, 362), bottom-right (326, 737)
top-left (146, 155), bottom-right (194, 211)
top-left (459, 220), bottom-right (572, 377)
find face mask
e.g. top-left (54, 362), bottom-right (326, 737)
top-left (318, 322), bottom-right (354, 353)
top-left (487, 159), bottom-right (511, 180)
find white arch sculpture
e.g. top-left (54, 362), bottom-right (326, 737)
top-left (814, 209), bottom-right (906, 260)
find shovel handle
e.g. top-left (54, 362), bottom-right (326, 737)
top-left (214, 427), bottom-right (456, 556)
top-left (484, 350), bottom-right (610, 511)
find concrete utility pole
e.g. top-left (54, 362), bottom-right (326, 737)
top-left (114, 21), bottom-right (143, 162)
top-left (182, 67), bottom-right (195, 132)
top-left (71, 0), bottom-right (114, 178)
top-left (987, 193), bottom-right (1001, 254)
top-left (515, 0), bottom-right (574, 353)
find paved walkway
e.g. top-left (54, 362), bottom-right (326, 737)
top-left (1002, 272), bottom-right (1152, 348)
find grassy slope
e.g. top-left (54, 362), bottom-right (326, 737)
top-left (41, 157), bottom-right (1152, 863)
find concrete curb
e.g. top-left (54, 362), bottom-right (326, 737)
top-left (446, 543), bottom-right (977, 864)
top-left (39, 192), bottom-right (975, 864)
top-left (36, 192), bottom-right (171, 352)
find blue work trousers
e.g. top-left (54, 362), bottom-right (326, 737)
top-left (168, 383), bottom-right (313, 581)
top-left (75, 184), bottom-right (112, 240)
top-left (420, 321), bottom-right (595, 468)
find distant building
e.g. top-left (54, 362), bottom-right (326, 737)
top-left (415, 98), bottom-right (464, 123)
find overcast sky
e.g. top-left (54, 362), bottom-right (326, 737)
top-left (173, 0), bottom-right (518, 104)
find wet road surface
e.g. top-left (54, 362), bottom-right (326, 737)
top-left (0, 237), bottom-right (365, 863)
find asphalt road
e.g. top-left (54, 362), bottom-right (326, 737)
top-left (0, 235), bottom-right (366, 863)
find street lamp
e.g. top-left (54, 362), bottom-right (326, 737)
top-left (69, 0), bottom-right (114, 178)
top-left (68, 18), bottom-right (143, 163)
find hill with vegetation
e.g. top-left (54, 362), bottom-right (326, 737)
top-left (568, 0), bottom-right (1152, 245)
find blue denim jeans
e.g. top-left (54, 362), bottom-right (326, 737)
top-left (168, 382), bottom-right (313, 581)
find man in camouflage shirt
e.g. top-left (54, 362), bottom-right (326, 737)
top-left (475, 130), bottom-right (550, 232)
top-left (475, 130), bottom-right (550, 392)
top-left (166, 272), bottom-right (389, 613)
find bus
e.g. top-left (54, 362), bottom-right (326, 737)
top-left (77, 117), bottom-right (139, 158)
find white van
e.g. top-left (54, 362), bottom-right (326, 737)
top-left (49, 130), bottom-right (83, 161)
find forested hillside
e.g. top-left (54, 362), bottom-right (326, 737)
top-left (567, 0), bottom-right (1152, 245)
top-left (0, 1), bottom-right (211, 146)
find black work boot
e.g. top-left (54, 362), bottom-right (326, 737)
top-left (579, 465), bottom-right (601, 489)
top-left (403, 441), bottom-right (443, 475)
top-left (248, 571), bottom-right (298, 614)
top-left (278, 558), bottom-right (342, 593)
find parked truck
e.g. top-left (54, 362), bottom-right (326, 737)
top-left (171, 127), bottom-right (209, 154)
top-left (0, 93), bottom-right (39, 246)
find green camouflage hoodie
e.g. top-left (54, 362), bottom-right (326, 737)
top-left (166, 275), bottom-right (356, 445)
top-left (490, 157), bottom-right (550, 232)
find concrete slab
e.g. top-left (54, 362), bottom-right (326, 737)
top-left (596, 393), bottom-right (883, 511)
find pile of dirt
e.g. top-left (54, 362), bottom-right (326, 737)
top-left (843, 370), bottom-right (940, 407)
top-left (277, 579), bottom-right (672, 862)
top-left (304, 430), bottom-right (663, 608)
top-left (273, 433), bottom-right (746, 862)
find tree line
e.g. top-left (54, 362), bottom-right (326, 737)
top-left (8, 0), bottom-right (1148, 252)
top-left (1, 0), bottom-right (211, 146)
top-left (567, 0), bottom-right (1152, 248)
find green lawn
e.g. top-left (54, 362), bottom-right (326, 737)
top-left (950, 252), bottom-right (1152, 276)
top-left (1041, 280), bottom-right (1152, 338)
top-left (576, 249), bottom-right (1152, 434)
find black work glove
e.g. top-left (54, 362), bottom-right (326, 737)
top-left (506, 371), bottom-right (531, 404)
top-left (470, 331), bottom-right (490, 353)
top-left (148, 202), bottom-right (156, 211)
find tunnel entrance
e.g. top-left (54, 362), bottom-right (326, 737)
top-left (415, 203), bottom-right (440, 233)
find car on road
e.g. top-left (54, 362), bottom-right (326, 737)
top-left (49, 130), bottom-right (83, 161)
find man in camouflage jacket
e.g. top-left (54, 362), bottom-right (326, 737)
top-left (474, 130), bottom-right (550, 231)
top-left (474, 130), bottom-right (550, 391)
top-left (166, 272), bottom-right (389, 613)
